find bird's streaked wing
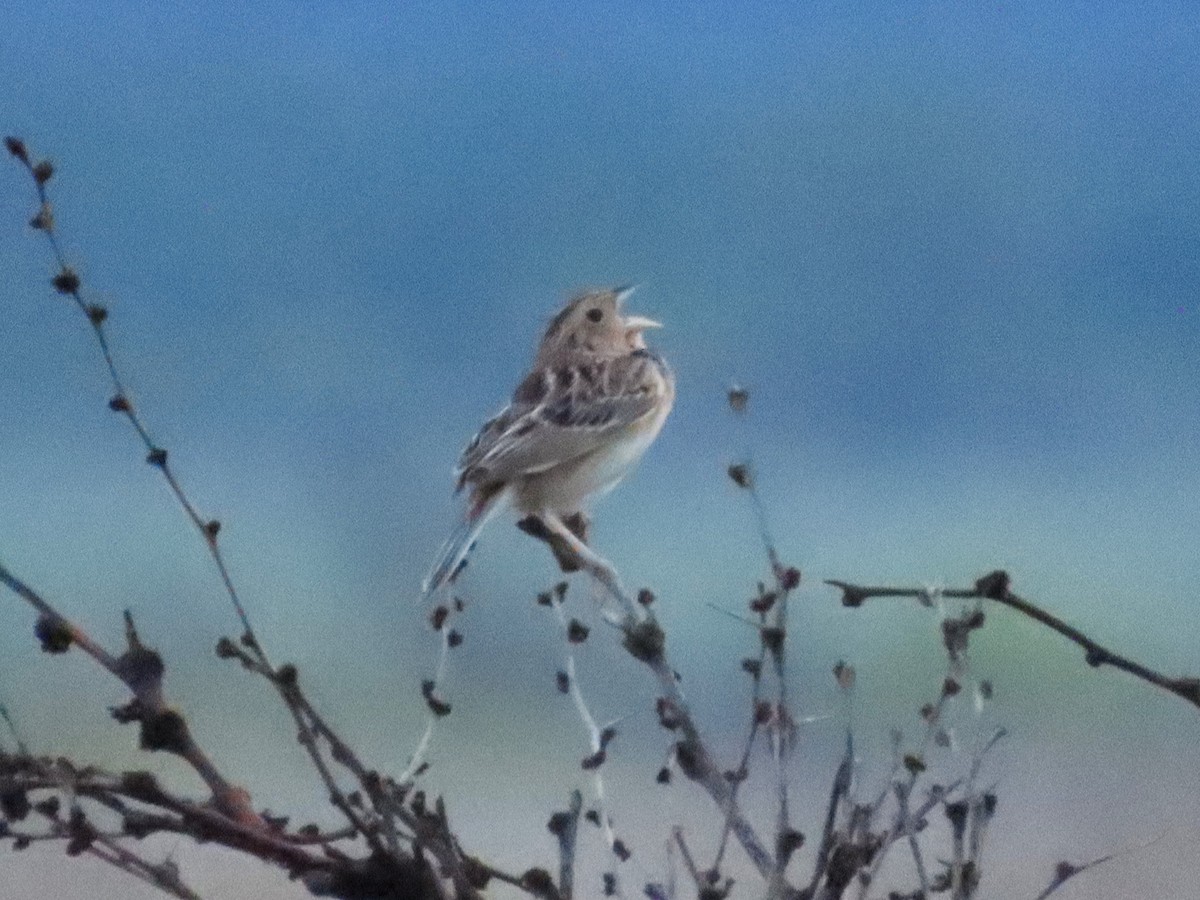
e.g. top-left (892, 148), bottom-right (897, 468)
top-left (455, 351), bottom-right (667, 490)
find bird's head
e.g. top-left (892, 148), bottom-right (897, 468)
top-left (538, 285), bottom-right (661, 361)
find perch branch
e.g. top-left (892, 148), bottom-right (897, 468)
top-left (532, 513), bottom-right (776, 880)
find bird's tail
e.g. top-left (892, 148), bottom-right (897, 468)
top-left (421, 490), bottom-right (504, 599)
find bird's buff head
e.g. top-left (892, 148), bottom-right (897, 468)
top-left (537, 285), bottom-right (661, 363)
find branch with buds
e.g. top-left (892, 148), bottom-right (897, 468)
top-left (827, 570), bottom-right (1200, 711)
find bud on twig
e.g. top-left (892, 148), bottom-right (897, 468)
top-left (727, 463), bottom-right (752, 489)
top-left (52, 267), bottom-right (80, 294)
top-left (32, 160), bottom-right (54, 185)
top-left (4, 136), bottom-right (29, 163)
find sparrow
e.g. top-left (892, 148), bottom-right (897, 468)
top-left (423, 286), bottom-right (674, 595)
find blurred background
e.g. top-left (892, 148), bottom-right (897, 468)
top-left (2, 2), bottom-right (1198, 897)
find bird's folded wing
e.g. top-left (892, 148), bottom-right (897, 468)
top-left (455, 352), bottom-right (666, 489)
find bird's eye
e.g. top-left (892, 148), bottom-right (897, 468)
top-left (586, 308), bottom-right (604, 323)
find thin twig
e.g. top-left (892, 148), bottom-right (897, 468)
top-left (712, 639), bottom-right (768, 874)
top-left (40, 801), bottom-right (202, 900)
top-left (553, 789), bottom-right (583, 900)
top-left (547, 588), bottom-right (625, 892)
top-left (726, 393), bottom-right (803, 894)
top-left (807, 729), bottom-right (853, 897)
top-left (827, 571), bottom-right (1200, 710)
top-left (6, 140), bottom-right (416, 854)
top-left (6, 141), bottom-right (262, 651)
top-left (1031, 833), bottom-right (1165, 900)
top-left (894, 781), bottom-right (930, 897)
top-left (0, 562), bottom-right (260, 826)
top-left (537, 513), bottom-right (776, 879)
top-left (0, 700), bottom-right (29, 755)
top-left (398, 620), bottom-right (453, 788)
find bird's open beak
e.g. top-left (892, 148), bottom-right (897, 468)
top-left (623, 314), bottom-right (663, 332)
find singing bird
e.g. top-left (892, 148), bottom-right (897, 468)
top-left (423, 286), bottom-right (674, 595)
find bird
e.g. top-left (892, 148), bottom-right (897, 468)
top-left (422, 285), bottom-right (674, 596)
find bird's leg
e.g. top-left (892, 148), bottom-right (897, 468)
top-left (516, 511), bottom-right (592, 574)
top-left (516, 516), bottom-right (583, 574)
top-left (563, 511), bottom-right (590, 545)
top-left (537, 512), bottom-right (627, 607)
top-left (562, 512), bottom-right (601, 604)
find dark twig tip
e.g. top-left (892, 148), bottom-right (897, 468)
top-left (146, 447), bottom-right (168, 468)
top-left (780, 566), bottom-right (801, 590)
top-left (108, 394), bottom-right (131, 413)
top-left (1054, 861), bottom-right (1079, 881)
top-left (4, 136), bottom-right (29, 162)
top-left (547, 811), bottom-right (572, 837)
top-left (581, 749), bottom-right (607, 770)
top-left (519, 868), bottom-right (556, 898)
top-left (776, 829), bottom-right (805, 863)
top-left (727, 463), bottom-right (752, 489)
top-left (826, 580), bottom-right (867, 607)
top-left (567, 618), bottom-right (590, 644)
top-left (944, 800), bottom-right (969, 836)
top-left (1170, 677), bottom-right (1200, 706)
top-left (974, 569), bottom-right (1010, 600)
top-left (750, 590), bottom-right (777, 615)
top-left (727, 384), bottom-right (749, 413)
top-left (1, 789), bottom-right (32, 822)
top-left (34, 614), bottom-right (74, 654)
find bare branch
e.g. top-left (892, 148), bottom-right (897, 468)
top-left (532, 513), bottom-right (776, 880)
top-left (0, 563), bottom-right (260, 827)
top-left (827, 571), bottom-right (1200, 710)
top-left (548, 789), bottom-right (583, 900)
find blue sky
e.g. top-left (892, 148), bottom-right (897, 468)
top-left (2, 3), bottom-right (1199, 898)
